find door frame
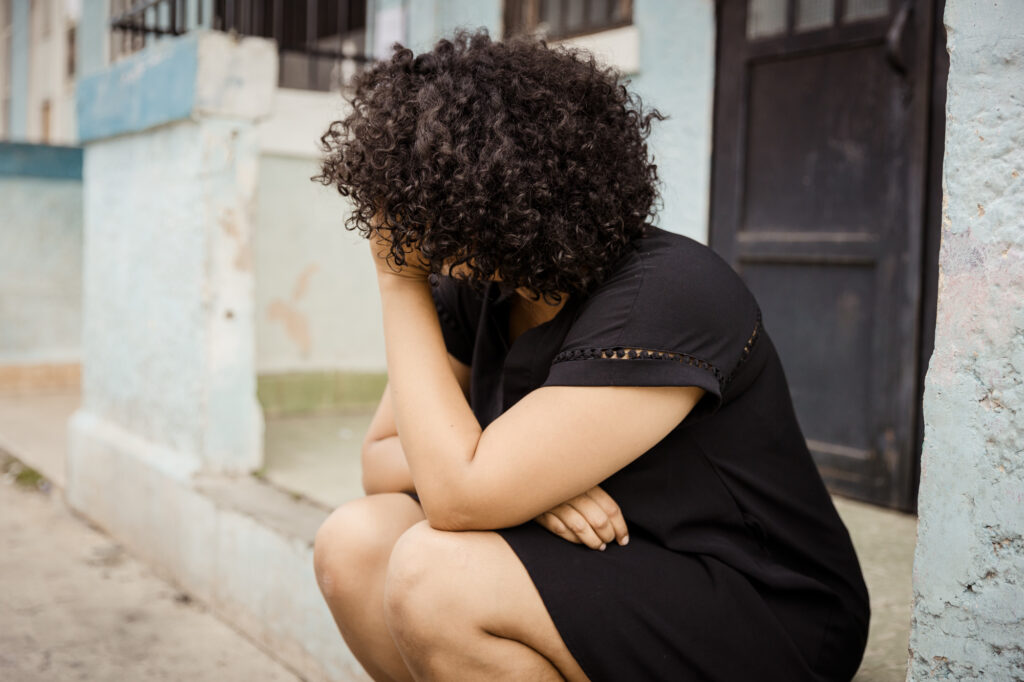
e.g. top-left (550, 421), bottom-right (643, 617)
top-left (707, 0), bottom-right (946, 511)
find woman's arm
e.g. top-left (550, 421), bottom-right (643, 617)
top-left (375, 267), bottom-right (704, 532)
top-left (361, 354), bottom-right (471, 495)
top-left (364, 351), bottom-right (629, 548)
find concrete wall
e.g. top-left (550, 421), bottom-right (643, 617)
top-left (251, 87), bottom-right (386, 376)
top-left (254, 153), bottom-right (383, 374)
top-left (7, 0), bottom-right (28, 139)
top-left (908, 0), bottom-right (1024, 678)
top-left (3, 0), bottom-right (78, 143)
top-left (0, 142), bottom-right (83, 367)
top-left (74, 30), bottom-right (273, 473)
top-left (25, 0), bottom-right (77, 144)
top-left (68, 33), bottom-right (373, 680)
top-left (630, 0), bottom-right (715, 243)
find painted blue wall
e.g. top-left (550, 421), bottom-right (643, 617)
top-left (76, 0), bottom-right (110, 79)
top-left (630, 0), bottom-right (716, 241)
top-left (0, 142), bottom-right (83, 179)
top-left (8, 0), bottom-right (29, 139)
top-left (76, 32), bottom-right (199, 143)
top-left (0, 142), bottom-right (83, 364)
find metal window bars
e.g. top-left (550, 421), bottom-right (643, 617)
top-left (109, 0), bottom-right (372, 91)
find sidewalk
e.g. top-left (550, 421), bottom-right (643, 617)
top-left (0, 461), bottom-right (300, 682)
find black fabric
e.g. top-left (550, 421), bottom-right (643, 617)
top-left (428, 273), bottom-right (484, 367)
top-left (427, 225), bottom-right (870, 681)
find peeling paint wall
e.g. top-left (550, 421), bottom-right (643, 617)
top-left (909, 0), bottom-right (1024, 678)
top-left (253, 154), bottom-right (385, 375)
top-left (75, 31), bottom-right (275, 472)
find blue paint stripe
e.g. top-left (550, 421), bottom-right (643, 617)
top-left (76, 32), bottom-right (199, 143)
top-left (0, 142), bottom-right (83, 180)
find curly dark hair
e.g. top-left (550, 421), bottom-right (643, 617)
top-left (313, 28), bottom-right (665, 303)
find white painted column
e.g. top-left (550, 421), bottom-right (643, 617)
top-left (69, 31), bottom-right (276, 490)
top-left (909, 1), bottom-right (1024, 677)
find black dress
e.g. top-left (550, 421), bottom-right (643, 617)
top-left (423, 225), bottom-right (870, 681)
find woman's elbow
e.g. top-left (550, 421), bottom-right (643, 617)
top-left (418, 487), bottom-right (519, 533)
top-left (417, 487), bottom-right (480, 532)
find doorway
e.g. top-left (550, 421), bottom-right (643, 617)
top-left (709, 0), bottom-right (947, 510)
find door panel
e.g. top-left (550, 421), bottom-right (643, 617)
top-left (710, 0), bottom-right (938, 508)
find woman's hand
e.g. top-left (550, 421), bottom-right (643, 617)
top-left (533, 485), bottom-right (629, 550)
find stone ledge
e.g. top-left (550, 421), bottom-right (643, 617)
top-left (76, 30), bottom-right (277, 143)
top-left (67, 409), bottom-right (367, 682)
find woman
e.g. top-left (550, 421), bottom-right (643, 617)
top-left (312, 30), bottom-right (870, 682)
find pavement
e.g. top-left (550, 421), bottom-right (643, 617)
top-left (0, 460), bottom-right (300, 682)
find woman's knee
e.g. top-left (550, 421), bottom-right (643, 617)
top-left (313, 495), bottom-right (409, 603)
top-left (383, 520), bottom-right (468, 643)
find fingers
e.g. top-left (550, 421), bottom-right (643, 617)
top-left (552, 503), bottom-right (608, 550)
top-left (584, 485), bottom-right (630, 546)
top-left (535, 512), bottom-right (581, 545)
top-left (533, 485), bottom-right (630, 551)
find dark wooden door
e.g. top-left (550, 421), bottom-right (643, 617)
top-left (710, 0), bottom-right (941, 509)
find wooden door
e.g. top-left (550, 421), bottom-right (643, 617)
top-left (710, 0), bottom-right (942, 509)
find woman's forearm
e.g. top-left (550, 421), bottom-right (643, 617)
top-left (361, 435), bottom-right (416, 495)
top-left (376, 274), bottom-right (483, 525)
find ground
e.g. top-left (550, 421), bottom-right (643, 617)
top-left (0, 466), bottom-right (299, 682)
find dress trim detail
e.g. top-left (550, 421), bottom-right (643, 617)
top-left (550, 310), bottom-right (764, 393)
top-left (550, 346), bottom-right (726, 385)
top-left (724, 310), bottom-right (763, 389)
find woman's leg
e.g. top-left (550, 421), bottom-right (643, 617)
top-left (313, 493), bottom-right (425, 682)
top-left (384, 520), bottom-right (590, 682)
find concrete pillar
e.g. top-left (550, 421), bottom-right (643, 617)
top-left (68, 30), bottom-right (275, 500)
top-left (908, 1), bottom-right (1024, 678)
top-left (8, 0), bottom-right (29, 139)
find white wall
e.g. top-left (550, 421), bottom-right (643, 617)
top-left (253, 154), bottom-right (385, 374)
top-left (253, 88), bottom-right (386, 374)
top-left (0, 174), bottom-right (82, 364)
top-left (25, 0), bottom-right (77, 144)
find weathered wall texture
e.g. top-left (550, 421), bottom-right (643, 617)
top-left (250, 87), bottom-right (386, 374)
top-left (253, 154), bottom-right (385, 374)
top-left (0, 160), bottom-right (82, 366)
top-left (909, 1), bottom-right (1024, 678)
top-left (74, 31), bottom-right (274, 473)
top-left (80, 117), bottom-right (262, 470)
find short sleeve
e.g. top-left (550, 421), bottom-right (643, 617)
top-left (541, 244), bottom-right (762, 415)
top-left (429, 274), bottom-right (481, 366)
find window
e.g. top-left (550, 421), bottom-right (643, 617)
top-left (40, 98), bottom-right (51, 143)
top-left (213, 0), bottom-right (368, 91)
top-left (108, 0), bottom-right (370, 91)
top-left (504, 0), bottom-right (633, 40)
top-left (66, 24), bottom-right (75, 78)
top-left (109, 0), bottom-right (146, 61)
